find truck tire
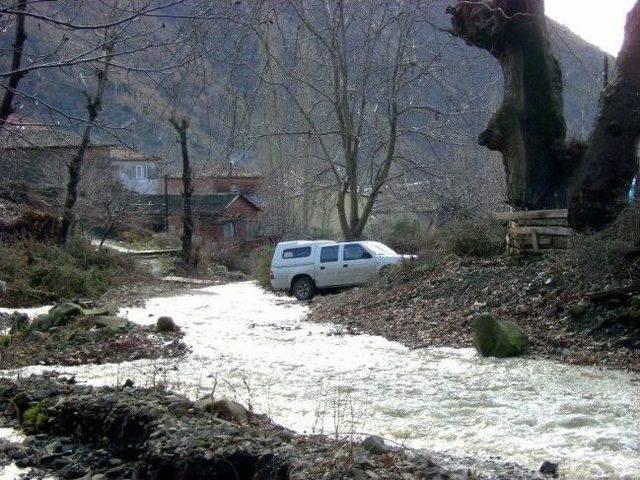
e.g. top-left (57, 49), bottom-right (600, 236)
top-left (291, 276), bottom-right (315, 301)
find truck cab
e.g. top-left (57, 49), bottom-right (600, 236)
top-left (270, 240), bottom-right (412, 300)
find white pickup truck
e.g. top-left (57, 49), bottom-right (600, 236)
top-left (270, 240), bottom-right (413, 300)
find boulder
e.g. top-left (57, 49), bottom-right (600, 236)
top-left (93, 316), bottom-right (128, 330)
top-left (8, 312), bottom-right (29, 334)
top-left (156, 316), bottom-right (177, 333)
top-left (31, 303), bottom-right (83, 332)
top-left (199, 398), bottom-right (249, 424)
top-left (361, 435), bottom-right (391, 455)
top-left (539, 460), bottom-right (559, 477)
top-left (472, 313), bottom-right (528, 358)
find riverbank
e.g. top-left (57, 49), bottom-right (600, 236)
top-left (307, 255), bottom-right (640, 372)
top-left (0, 375), bottom-right (547, 480)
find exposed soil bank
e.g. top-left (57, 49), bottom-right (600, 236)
top-left (0, 375), bottom-right (547, 480)
top-left (308, 256), bottom-right (640, 372)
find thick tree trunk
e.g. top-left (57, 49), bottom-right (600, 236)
top-left (170, 117), bottom-right (194, 265)
top-left (0, 0), bottom-right (27, 130)
top-left (568, 2), bottom-right (640, 230)
top-left (447, 0), bottom-right (571, 210)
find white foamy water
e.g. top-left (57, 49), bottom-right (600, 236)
top-left (2, 282), bottom-right (639, 479)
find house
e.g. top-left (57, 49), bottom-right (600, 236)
top-left (0, 116), bottom-right (162, 196)
top-left (165, 162), bottom-right (262, 196)
top-left (108, 147), bottom-right (162, 194)
top-left (0, 116), bottom-right (113, 188)
top-left (141, 192), bottom-right (262, 241)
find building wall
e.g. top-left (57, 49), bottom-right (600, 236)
top-left (111, 161), bottom-right (161, 194)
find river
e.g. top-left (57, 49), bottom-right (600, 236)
top-left (2, 282), bottom-right (639, 479)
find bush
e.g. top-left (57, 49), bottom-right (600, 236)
top-left (0, 238), bottom-right (141, 307)
top-left (252, 244), bottom-right (275, 289)
top-left (425, 220), bottom-right (505, 258)
top-left (382, 216), bottom-right (426, 253)
top-left (569, 202), bottom-right (640, 285)
top-left (192, 240), bottom-right (251, 275)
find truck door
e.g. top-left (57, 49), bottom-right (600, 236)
top-left (315, 245), bottom-right (340, 288)
top-left (338, 243), bottom-right (376, 285)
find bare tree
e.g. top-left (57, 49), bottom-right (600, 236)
top-left (254, 0), bottom-right (445, 240)
top-left (447, 0), bottom-right (640, 230)
top-left (169, 116), bottom-right (194, 265)
top-left (0, 0), bottom-right (27, 129)
top-left (59, 39), bottom-right (114, 245)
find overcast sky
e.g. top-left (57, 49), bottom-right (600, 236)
top-left (546, 0), bottom-right (636, 55)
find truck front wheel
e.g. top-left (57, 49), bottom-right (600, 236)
top-left (291, 276), bottom-right (315, 301)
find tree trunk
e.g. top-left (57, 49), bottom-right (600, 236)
top-left (170, 117), bottom-right (194, 265)
top-left (0, 0), bottom-right (27, 129)
top-left (447, 0), bottom-right (571, 210)
top-left (58, 43), bottom-right (113, 245)
top-left (568, 2), bottom-right (640, 230)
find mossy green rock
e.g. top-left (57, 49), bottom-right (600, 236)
top-left (472, 313), bottom-right (528, 358)
top-left (32, 302), bottom-right (83, 331)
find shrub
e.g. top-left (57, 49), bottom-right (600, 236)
top-left (382, 216), bottom-right (426, 253)
top-left (568, 202), bottom-right (640, 285)
top-left (0, 237), bottom-right (142, 307)
top-left (193, 241), bottom-right (252, 274)
top-left (425, 220), bottom-right (505, 258)
top-left (252, 244), bottom-right (275, 289)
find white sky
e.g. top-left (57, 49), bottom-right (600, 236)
top-left (546, 0), bottom-right (636, 55)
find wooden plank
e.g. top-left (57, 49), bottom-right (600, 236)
top-left (509, 226), bottom-right (573, 236)
top-left (514, 218), bottom-right (569, 227)
top-left (494, 209), bottom-right (568, 221)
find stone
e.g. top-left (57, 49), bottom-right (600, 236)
top-left (0, 280), bottom-right (7, 298)
top-left (203, 398), bottom-right (249, 424)
top-left (93, 316), bottom-right (128, 330)
top-left (156, 316), bottom-right (178, 332)
top-left (361, 435), bottom-right (391, 455)
top-left (123, 379), bottom-right (134, 388)
top-left (472, 313), bottom-right (528, 358)
top-left (628, 296), bottom-right (640, 320)
top-left (32, 303), bottom-right (83, 332)
top-left (539, 460), bottom-right (559, 476)
top-left (8, 312), bottom-right (29, 334)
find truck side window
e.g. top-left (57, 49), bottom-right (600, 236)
top-left (282, 247), bottom-right (311, 259)
top-left (320, 246), bottom-right (339, 263)
top-left (344, 244), bottom-right (372, 261)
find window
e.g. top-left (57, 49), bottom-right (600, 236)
top-left (343, 244), bottom-right (372, 261)
top-left (282, 247), bottom-right (311, 259)
top-left (230, 183), bottom-right (239, 193)
top-left (133, 165), bottom-right (146, 179)
top-left (320, 245), bottom-right (339, 263)
top-left (223, 222), bottom-right (236, 239)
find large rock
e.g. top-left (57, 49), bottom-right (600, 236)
top-left (198, 398), bottom-right (249, 424)
top-left (93, 316), bottom-right (128, 330)
top-left (8, 312), bottom-right (29, 334)
top-left (32, 302), bottom-right (83, 332)
top-left (156, 316), bottom-right (177, 333)
top-left (472, 313), bottom-right (528, 358)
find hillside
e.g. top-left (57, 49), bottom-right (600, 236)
top-left (0, 1), bottom-right (608, 170)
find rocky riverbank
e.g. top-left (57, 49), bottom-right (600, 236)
top-left (0, 301), bottom-right (188, 369)
top-left (308, 255), bottom-right (640, 372)
top-left (0, 375), bottom-right (549, 480)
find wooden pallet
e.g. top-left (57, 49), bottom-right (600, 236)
top-left (494, 209), bottom-right (573, 253)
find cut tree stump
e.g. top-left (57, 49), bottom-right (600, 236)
top-left (494, 209), bottom-right (573, 253)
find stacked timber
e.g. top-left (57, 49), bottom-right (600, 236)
top-left (494, 209), bottom-right (573, 253)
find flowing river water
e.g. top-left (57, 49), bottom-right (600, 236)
top-left (2, 282), bottom-right (640, 479)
